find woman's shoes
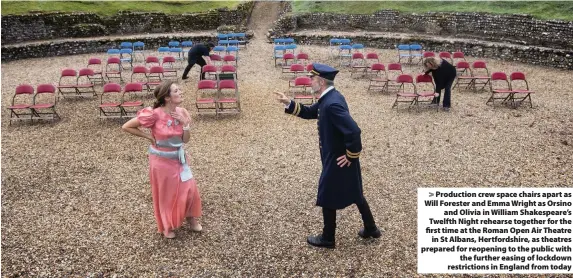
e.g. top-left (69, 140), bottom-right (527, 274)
top-left (163, 230), bottom-right (176, 239)
top-left (187, 217), bottom-right (203, 232)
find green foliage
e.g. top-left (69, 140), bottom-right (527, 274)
top-left (1, 1), bottom-right (242, 16)
top-left (291, 1), bottom-right (573, 21)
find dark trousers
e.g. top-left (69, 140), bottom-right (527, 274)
top-left (433, 78), bottom-right (455, 108)
top-left (182, 57), bottom-right (207, 79)
top-left (322, 197), bottom-right (377, 241)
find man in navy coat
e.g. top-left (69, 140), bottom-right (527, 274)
top-left (275, 63), bottom-right (381, 248)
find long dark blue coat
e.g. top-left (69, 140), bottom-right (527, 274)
top-left (285, 88), bottom-right (364, 209)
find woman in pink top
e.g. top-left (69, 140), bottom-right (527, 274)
top-left (122, 81), bottom-right (202, 239)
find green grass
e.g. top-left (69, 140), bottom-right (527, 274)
top-left (292, 1), bottom-right (573, 21)
top-left (1, 1), bottom-right (242, 16)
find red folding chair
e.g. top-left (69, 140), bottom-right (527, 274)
top-left (30, 84), bottom-right (59, 122)
top-left (196, 80), bottom-right (218, 115)
top-left (77, 68), bottom-right (97, 97)
top-left (57, 68), bottom-right (78, 99)
top-left (8, 84), bottom-right (35, 125)
top-left (415, 74), bottom-right (439, 110)
top-left (131, 66), bottom-right (149, 91)
top-left (147, 66), bottom-right (164, 91)
top-left (386, 63), bottom-right (404, 93)
top-left (365, 52), bottom-right (380, 66)
top-left (350, 52), bottom-right (368, 78)
top-left (509, 72), bottom-right (534, 108)
top-left (296, 53), bottom-right (309, 66)
top-left (209, 54), bottom-right (223, 69)
top-left (120, 83), bottom-right (144, 117)
top-left (289, 76), bottom-right (314, 104)
top-left (87, 58), bottom-right (105, 85)
top-left (217, 79), bottom-right (241, 114)
top-left (202, 64), bottom-right (218, 81)
top-left (220, 64), bottom-right (238, 81)
top-left (391, 74), bottom-right (417, 109)
top-left (452, 61), bottom-right (474, 92)
top-left (105, 57), bottom-right (123, 83)
top-left (470, 61), bottom-right (491, 92)
top-left (305, 63), bottom-right (314, 73)
top-left (282, 63), bottom-right (305, 78)
top-left (99, 83), bottom-right (124, 119)
top-left (452, 51), bottom-right (467, 64)
top-left (367, 63), bottom-right (388, 93)
top-left (423, 52), bottom-right (436, 58)
top-left (162, 56), bottom-right (179, 80)
top-left (486, 72), bottom-right (513, 107)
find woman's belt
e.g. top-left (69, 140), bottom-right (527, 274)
top-left (148, 145), bottom-right (193, 182)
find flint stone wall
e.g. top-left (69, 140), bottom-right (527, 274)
top-left (270, 10), bottom-right (573, 50)
top-left (292, 34), bottom-right (573, 70)
top-left (1, 1), bottom-right (255, 44)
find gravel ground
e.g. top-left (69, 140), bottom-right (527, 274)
top-left (2, 23), bottom-right (573, 278)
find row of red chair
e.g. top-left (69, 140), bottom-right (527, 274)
top-left (8, 84), bottom-right (60, 125)
top-left (488, 72), bottom-right (534, 107)
top-left (99, 83), bottom-right (145, 119)
top-left (195, 79), bottom-right (240, 116)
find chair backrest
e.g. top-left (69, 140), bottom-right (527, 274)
top-left (88, 58), bottom-right (102, 66)
top-left (168, 41), bottom-right (180, 47)
top-left (351, 44), bottom-right (364, 50)
top-left (387, 63), bottom-right (402, 71)
top-left (221, 65), bottom-right (237, 73)
top-left (103, 83), bottom-right (122, 93)
top-left (210, 54), bottom-right (222, 61)
top-left (366, 53), bottom-right (379, 60)
top-left (456, 61), bottom-right (470, 69)
top-left (158, 47), bottom-right (170, 52)
top-left (133, 41), bottom-right (145, 48)
top-left (132, 66), bottom-right (148, 74)
top-left (223, 55), bottom-right (236, 62)
top-left (439, 52), bottom-right (452, 59)
top-left (330, 38), bottom-right (341, 45)
top-left (371, 63), bottom-right (385, 71)
top-left (398, 45), bottom-right (410, 51)
top-left (339, 45), bottom-right (352, 51)
top-left (397, 74), bottom-right (414, 83)
top-left (120, 42), bottom-right (132, 49)
top-left (107, 49), bottom-right (120, 55)
top-left (274, 45), bottom-right (286, 51)
top-left (423, 52), bottom-right (436, 58)
top-left (15, 84), bottom-right (35, 95)
top-left (453, 51), bottom-right (465, 59)
top-left (416, 74), bottom-right (433, 83)
top-left (219, 80), bottom-right (236, 89)
top-left (290, 64), bottom-right (305, 72)
top-left (198, 80), bottom-right (217, 89)
top-left (120, 48), bottom-right (133, 54)
top-left (352, 52), bottom-right (364, 59)
top-left (146, 56), bottom-right (160, 64)
top-left (339, 38), bottom-right (351, 45)
top-left (61, 68), bottom-right (77, 77)
top-left (306, 63), bottom-right (314, 72)
top-left (217, 34), bottom-right (228, 40)
top-left (107, 57), bottom-right (121, 64)
top-left (296, 53), bottom-right (309, 60)
top-left (226, 46), bottom-right (239, 52)
top-left (510, 71), bottom-right (527, 81)
top-left (409, 44), bottom-right (422, 51)
top-left (78, 68), bottom-right (95, 77)
top-left (124, 82), bottom-right (143, 92)
top-left (491, 72), bottom-right (508, 81)
top-left (149, 66), bottom-right (164, 74)
top-left (163, 56), bottom-right (176, 63)
top-left (202, 64), bottom-right (218, 73)
top-left (182, 41), bottom-right (193, 47)
top-left (36, 84), bottom-right (56, 94)
top-left (283, 53), bottom-right (295, 60)
top-left (473, 61), bottom-right (487, 69)
top-left (170, 47), bottom-right (182, 54)
top-left (213, 46), bottom-right (226, 52)
top-left (294, 76), bottom-right (312, 86)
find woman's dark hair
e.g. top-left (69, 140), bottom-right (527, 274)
top-left (207, 42), bottom-right (215, 49)
top-left (152, 80), bottom-right (176, 108)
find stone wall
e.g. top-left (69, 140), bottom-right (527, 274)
top-left (270, 9), bottom-right (573, 50)
top-left (290, 34), bottom-right (573, 70)
top-left (1, 1), bottom-right (255, 44)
